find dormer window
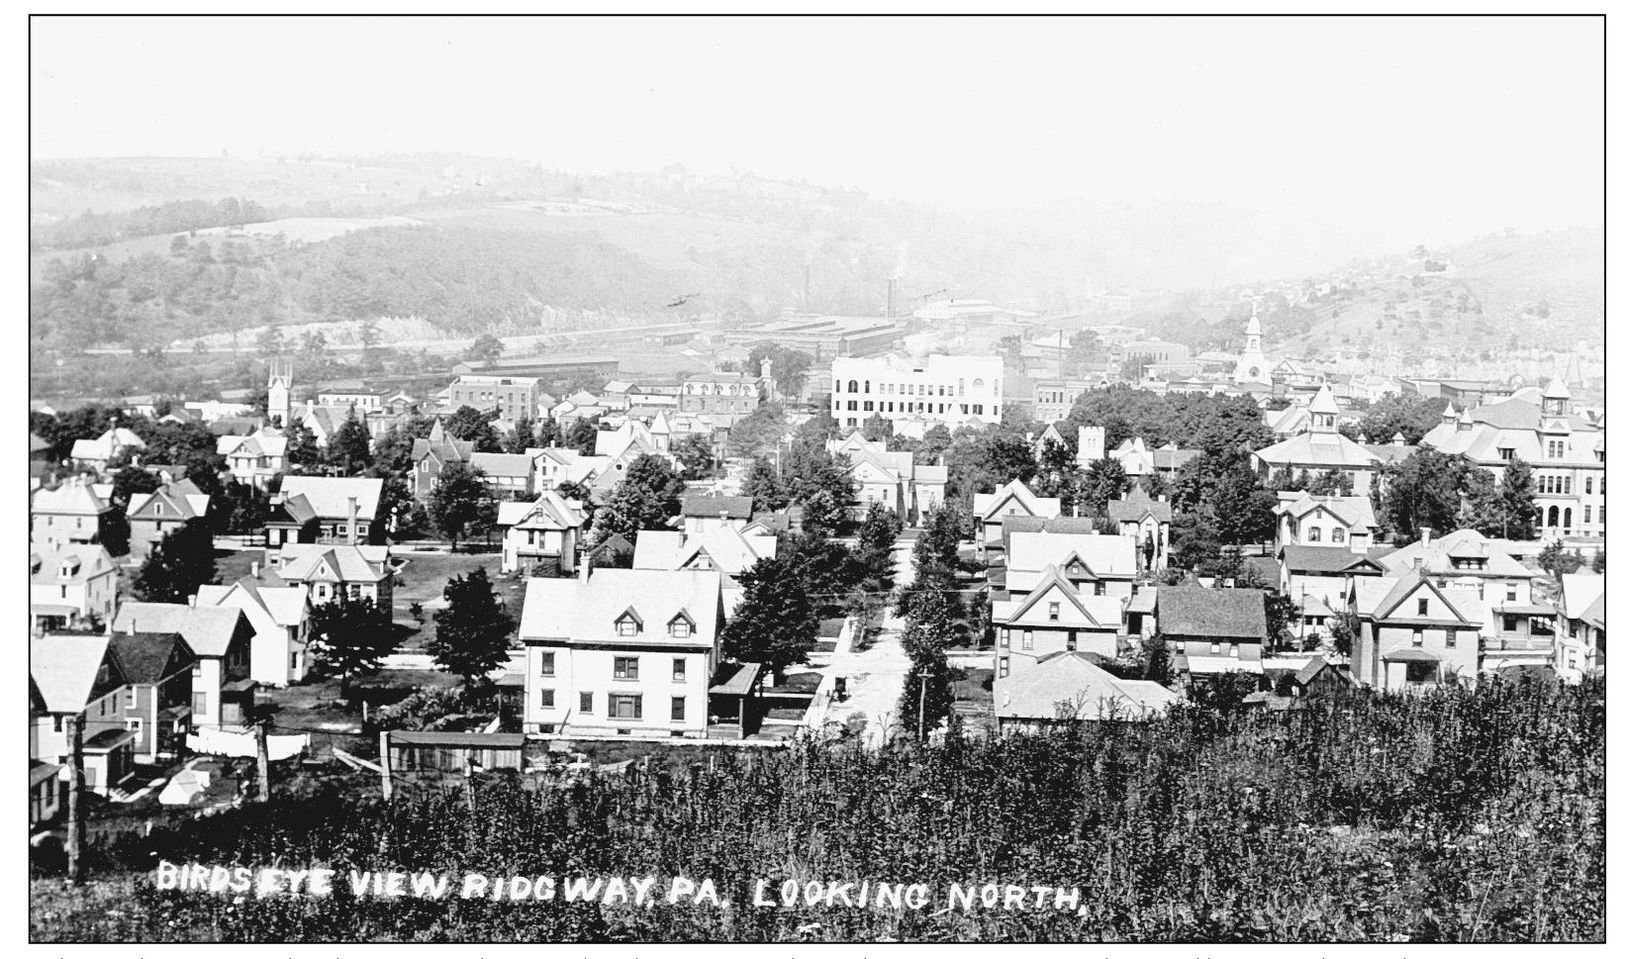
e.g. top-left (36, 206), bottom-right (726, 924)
top-left (615, 608), bottom-right (643, 637)
top-left (667, 611), bottom-right (695, 638)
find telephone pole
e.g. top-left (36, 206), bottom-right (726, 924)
top-left (378, 730), bottom-right (394, 801)
top-left (65, 715), bottom-right (85, 883)
top-left (254, 721), bottom-right (271, 803)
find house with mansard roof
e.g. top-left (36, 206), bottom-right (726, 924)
top-left (518, 568), bottom-right (727, 739)
top-left (497, 491), bottom-right (589, 576)
top-left (30, 543), bottom-right (118, 634)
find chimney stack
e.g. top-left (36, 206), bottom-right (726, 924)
top-left (250, 560), bottom-right (260, 579)
top-left (579, 552), bottom-right (593, 583)
top-left (1420, 526), bottom-right (1433, 548)
top-left (347, 495), bottom-right (359, 546)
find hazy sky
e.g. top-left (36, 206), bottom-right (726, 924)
top-left (31, 15), bottom-right (1603, 245)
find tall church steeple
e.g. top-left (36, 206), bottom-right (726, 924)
top-left (1232, 303), bottom-right (1272, 386)
top-left (268, 359), bottom-right (293, 428)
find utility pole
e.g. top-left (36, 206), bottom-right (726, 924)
top-left (378, 730), bottom-right (394, 801)
top-left (916, 668), bottom-right (932, 742)
top-left (254, 721), bottom-right (271, 803)
top-left (65, 715), bottom-right (85, 883)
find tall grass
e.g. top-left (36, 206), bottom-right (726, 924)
top-left (32, 675), bottom-right (1603, 942)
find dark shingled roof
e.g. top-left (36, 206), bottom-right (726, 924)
top-left (1106, 488), bottom-right (1172, 524)
top-left (682, 494), bottom-right (754, 519)
top-left (109, 631), bottom-right (194, 685)
top-left (1155, 587), bottom-right (1268, 641)
top-left (1279, 545), bottom-right (1382, 575)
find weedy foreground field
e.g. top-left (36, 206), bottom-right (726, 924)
top-left (32, 675), bottom-right (1603, 943)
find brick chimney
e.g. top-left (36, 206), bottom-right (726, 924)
top-left (347, 495), bottom-right (359, 546)
top-left (250, 560), bottom-right (260, 579)
top-left (1420, 526), bottom-right (1433, 548)
top-left (578, 552), bottom-right (593, 583)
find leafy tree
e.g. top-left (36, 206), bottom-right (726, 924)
top-left (1355, 393), bottom-right (1448, 446)
top-left (861, 413), bottom-right (894, 443)
top-left (749, 344), bottom-right (814, 397)
top-left (110, 464), bottom-right (161, 508)
top-left (897, 644), bottom-right (953, 738)
top-left (1064, 329), bottom-right (1101, 375)
top-left (1169, 510), bottom-right (1224, 576)
top-left (444, 405), bottom-right (503, 453)
top-left (534, 416), bottom-right (563, 449)
top-left (1494, 455), bottom-right (1539, 540)
top-left (554, 479), bottom-right (595, 527)
top-left (1328, 610), bottom-right (1361, 657)
top-left (1538, 541), bottom-right (1585, 578)
top-left (1140, 634), bottom-right (1173, 684)
top-left (370, 415), bottom-right (436, 476)
top-left (1306, 469), bottom-right (1356, 496)
top-left (428, 566), bottom-right (518, 698)
top-left (1031, 435), bottom-right (1082, 511)
top-left (307, 595), bottom-right (398, 699)
top-left (669, 433), bottom-right (716, 478)
top-left (722, 555), bottom-right (818, 684)
top-left (506, 415), bottom-right (537, 454)
top-left (1078, 457), bottom-right (1130, 516)
top-left (564, 416), bottom-right (601, 455)
top-left (1377, 448), bottom-right (1481, 543)
top-left (218, 479), bottom-right (270, 535)
top-left (427, 461), bottom-right (497, 551)
top-left (854, 502), bottom-right (902, 594)
top-left (591, 453), bottom-right (685, 546)
top-left (1189, 671), bottom-right (1261, 713)
top-left (742, 455), bottom-right (790, 512)
top-left (794, 408), bottom-right (839, 447)
top-left (132, 519), bottom-right (218, 603)
top-left (464, 334), bottom-right (504, 365)
top-left (727, 401), bottom-right (788, 458)
top-left (1591, 549), bottom-right (1605, 574)
top-left (1208, 460), bottom-right (1278, 547)
top-left (325, 407), bottom-right (373, 476)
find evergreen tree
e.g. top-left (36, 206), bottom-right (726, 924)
top-left (1497, 455), bottom-right (1539, 540)
top-left (564, 416), bottom-right (601, 455)
top-left (285, 422), bottom-right (321, 470)
top-left (427, 461), bottom-right (497, 551)
top-left (307, 596), bottom-right (398, 699)
top-left (741, 455), bottom-right (790, 512)
top-left (1079, 457), bottom-right (1130, 516)
top-left (326, 406), bottom-right (373, 475)
top-left (722, 555), bottom-right (818, 684)
top-left (132, 519), bottom-right (219, 603)
top-left (428, 567), bottom-right (518, 698)
top-left (854, 502), bottom-right (902, 593)
top-left (505, 415), bottom-right (537, 455)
